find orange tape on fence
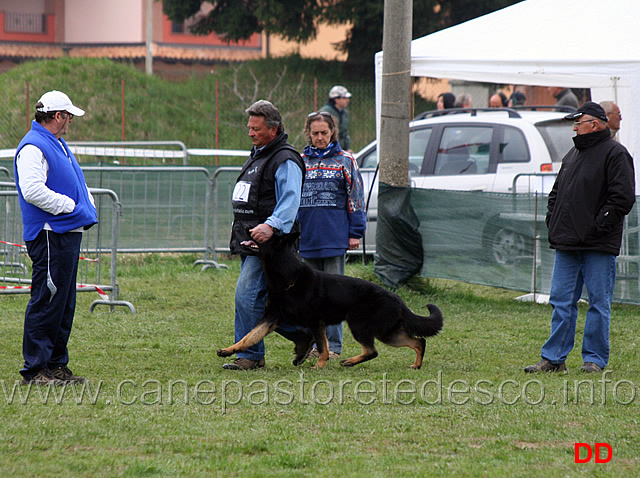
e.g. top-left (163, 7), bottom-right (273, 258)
top-left (0, 240), bottom-right (98, 262)
top-left (0, 284), bottom-right (108, 300)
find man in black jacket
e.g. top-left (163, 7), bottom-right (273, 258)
top-left (223, 100), bottom-right (309, 370)
top-left (525, 102), bottom-right (635, 374)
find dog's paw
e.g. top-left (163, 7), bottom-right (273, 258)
top-left (217, 349), bottom-right (232, 357)
top-left (339, 359), bottom-right (355, 367)
top-left (292, 357), bottom-right (307, 366)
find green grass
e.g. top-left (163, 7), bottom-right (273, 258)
top-left (1, 254), bottom-right (638, 476)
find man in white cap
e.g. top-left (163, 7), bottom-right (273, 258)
top-left (320, 85), bottom-right (352, 153)
top-left (14, 90), bottom-right (98, 386)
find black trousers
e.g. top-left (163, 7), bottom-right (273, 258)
top-left (20, 229), bottom-right (82, 378)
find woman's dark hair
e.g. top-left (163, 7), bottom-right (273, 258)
top-left (438, 92), bottom-right (456, 109)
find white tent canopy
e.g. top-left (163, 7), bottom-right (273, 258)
top-left (375, 0), bottom-right (640, 185)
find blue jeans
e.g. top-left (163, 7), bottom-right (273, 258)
top-left (540, 250), bottom-right (616, 369)
top-left (303, 255), bottom-right (345, 354)
top-left (233, 255), bottom-right (301, 361)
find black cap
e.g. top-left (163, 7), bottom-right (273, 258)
top-left (564, 101), bottom-right (608, 122)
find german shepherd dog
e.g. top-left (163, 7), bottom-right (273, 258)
top-left (217, 232), bottom-right (443, 369)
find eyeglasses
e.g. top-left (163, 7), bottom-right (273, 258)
top-left (60, 111), bottom-right (74, 120)
top-left (307, 111), bottom-right (332, 119)
top-left (573, 119), bottom-right (595, 127)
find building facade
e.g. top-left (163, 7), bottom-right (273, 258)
top-left (0, 0), bottom-right (347, 76)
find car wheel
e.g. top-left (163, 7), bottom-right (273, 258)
top-left (491, 228), bottom-right (529, 265)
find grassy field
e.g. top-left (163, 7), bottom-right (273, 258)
top-left (0, 253), bottom-right (638, 476)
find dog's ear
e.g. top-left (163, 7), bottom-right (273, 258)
top-left (287, 230), bottom-right (300, 242)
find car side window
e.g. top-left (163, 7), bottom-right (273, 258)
top-left (434, 126), bottom-right (492, 175)
top-left (409, 128), bottom-right (432, 174)
top-left (499, 126), bottom-right (530, 163)
top-left (359, 128), bottom-right (432, 172)
top-left (360, 148), bottom-right (378, 169)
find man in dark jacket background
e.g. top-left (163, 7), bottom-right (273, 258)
top-left (525, 102), bottom-right (635, 374)
top-left (320, 85), bottom-right (352, 153)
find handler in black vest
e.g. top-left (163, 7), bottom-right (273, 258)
top-left (224, 100), bottom-right (309, 370)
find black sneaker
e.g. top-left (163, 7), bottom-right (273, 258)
top-left (21, 368), bottom-right (64, 386)
top-left (524, 359), bottom-right (567, 374)
top-left (50, 366), bottom-right (87, 384)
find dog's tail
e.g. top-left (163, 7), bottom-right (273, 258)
top-left (405, 304), bottom-right (443, 338)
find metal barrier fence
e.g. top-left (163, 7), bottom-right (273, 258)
top-left (81, 166), bottom-right (229, 271)
top-left (0, 183), bottom-right (135, 313)
top-left (4, 154), bottom-right (640, 305)
top-left (69, 141), bottom-right (189, 165)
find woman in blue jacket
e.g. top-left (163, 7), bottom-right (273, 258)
top-left (297, 111), bottom-right (367, 359)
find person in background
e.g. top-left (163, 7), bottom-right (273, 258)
top-left (508, 91), bottom-right (527, 107)
top-left (549, 87), bottom-right (579, 109)
top-left (224, 99), bottom-right (311, 370)
top-left (297, 111), bottom-right (367, 360)
top-left (14, 90), bottom-right (98, 386)
top-left (524, 102), bottom-right (635, 374)
top-left (489, 92), bottom-right (508, 108)
top-left (436, 92), bottom-right (456, 110)
top-left (320, 85), bottom-right (352, 153)
top-left (454, 93), bottom-right (473, 108)
top-left (599, 101), bottom-right (622, 140)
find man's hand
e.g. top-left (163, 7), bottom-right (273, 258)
top-left (250, 224), bottom-right (274, 243)
top-left (348, 238), bottom-right (360, 250)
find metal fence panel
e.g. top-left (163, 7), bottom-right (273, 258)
top-left (0, 183), bottom-right (134, 312)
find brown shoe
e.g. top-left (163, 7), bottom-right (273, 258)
top-left (580, 362), bottom-right (603, 373)
top-left (524, 359), bottom-right (567, 374)
top-left (50, 365), bottom-right (87, 384)
top-left (309, 349), bottom-right (341, 360)
top-left (222, 358), bottom-right (266, 370)
top-left (21, 368), bottom-right (65, 386)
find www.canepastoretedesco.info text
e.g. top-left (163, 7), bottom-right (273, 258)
top-left (2, 371), bottom-right (636, 412)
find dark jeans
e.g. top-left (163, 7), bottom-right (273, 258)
top-left (21, 230), bottom-right (82, 378)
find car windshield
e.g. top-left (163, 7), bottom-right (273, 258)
top-left (535, 120), bottom-right (574, 162)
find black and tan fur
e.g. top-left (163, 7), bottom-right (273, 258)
top-left (217, 232), bottom-right (443, 369)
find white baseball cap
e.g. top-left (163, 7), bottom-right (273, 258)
top-left (329, 85), bottom-right (352, 99)
top-left (36, 90), bottom-right (85, 117)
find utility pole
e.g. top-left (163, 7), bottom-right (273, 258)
top-left (145, 0), bottom-right (153, 75)
top-left (374, 0), bottom-right (421, 288)
top-left (379, 0), bottom-right (412, 187)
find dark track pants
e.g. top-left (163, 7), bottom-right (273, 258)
top-left (20, 230), bottom-right (82, 378)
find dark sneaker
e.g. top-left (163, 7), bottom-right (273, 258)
top-left (580, 362), bottom-right (603, 373)
top-left (50, 365), bottom-right (87, 384)
top-left (524, 359), bottom-right (567, 374)
top-left (222, 358), bottom-right (266, 370)
top-left (21, 368), bottom-right (64, 386)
